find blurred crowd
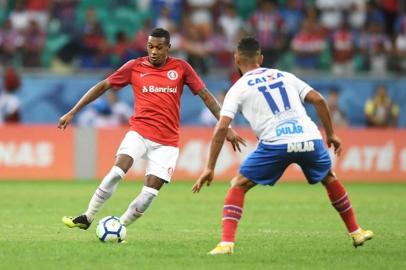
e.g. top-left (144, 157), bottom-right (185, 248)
top-left (0, 0), bottom-right (403, 127)
top-left (1, 65), bottom-right (399, 127)
top-left (0, 0), bottom-right (406, 76)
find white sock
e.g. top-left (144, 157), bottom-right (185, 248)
top-left (350, 228), bottom-right (361, 234)
top-left (120, 186), bottom-right (159, 226)
top-left (84, 166), bottom-right (125, 222)
top-left (219, 241), bottom-right (234, 245)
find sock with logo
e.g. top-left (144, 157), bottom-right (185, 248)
top-left (325, 180), bottom-right (359, 233)
top-left (222, 187), bottom-right (246, 242)
top-left (84, 166), bottom-right (125, 222)
top-left (120, 186), bottom-right (159, 226)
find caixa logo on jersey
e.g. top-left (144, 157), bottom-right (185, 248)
top-left (275, 120), bottom-right (304, 136)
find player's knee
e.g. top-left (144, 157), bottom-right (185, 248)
top-left (144, 175), bottom-right (165, 190)
top-left (321, 170), bottom-right (337, 186)
top-left (230, 174), bottom-right (255, 191)
top-left (114, 154), bottom-right (133, 173)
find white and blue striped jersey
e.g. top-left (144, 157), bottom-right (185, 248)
top-left (221, 68), bottom-right (322, 144)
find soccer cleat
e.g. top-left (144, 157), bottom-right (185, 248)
top-left (350, 228), bottom-right (374, 247)
top-left (208, 242), bottom-right (234, 255)
top-left (62, 214), bottom-right (92, 230)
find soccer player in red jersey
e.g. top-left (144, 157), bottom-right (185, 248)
top-left (59, 28), bottom-right (245, 230)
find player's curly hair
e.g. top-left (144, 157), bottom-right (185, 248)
top-left (237, 37), bottom-right (261, 57)
top-left (150, 28), bottom-right (170, 44)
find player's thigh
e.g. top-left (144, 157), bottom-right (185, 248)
top-left (145, 142), bottom-right (179, 183)
top-left (297, 140), bottom-right (332, 184)
top-left (239, 143), bottom-right (290, 186)
top-left (116, 131), bottom-right (148, 165)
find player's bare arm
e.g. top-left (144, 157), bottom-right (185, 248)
top-left (305, 90), bottom-right (342, 156)
top-left (58, 79), bottom-right (112, 130)
top-left (197, 88), bottom-right (246, 152)
top-left (192, 116), bottom-right (232, 193)
top-left (197, 88), bottom-right (222, 119)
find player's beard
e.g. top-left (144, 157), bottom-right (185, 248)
top-left (150, 57), bottom-right (161, 66)
top-left (237, 67), bottom-right (243, 77)
top-left (150, 56), bottom-right (167, 67)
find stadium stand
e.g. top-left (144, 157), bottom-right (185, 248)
top-left (0, 0), bottom-right (405, 126)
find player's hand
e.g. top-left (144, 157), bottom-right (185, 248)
top-left (327, 134), bottom-right (342, 156)
top-left (192, 168), bottom-right (214, 193)
top-left (226, 128), bottom-right (246, 152)
top-left (58, 112), bottom-right (74, 130)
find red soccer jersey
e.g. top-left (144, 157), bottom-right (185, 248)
top-left (107, 56), bottom-right (205, 147)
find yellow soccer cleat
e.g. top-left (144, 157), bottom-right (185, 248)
top-left (62, 214), bottom-right (92, 230)
top-left (208, 242), bottom-right (234, 255)
top-left (350, 228), bottom-right (374, 247)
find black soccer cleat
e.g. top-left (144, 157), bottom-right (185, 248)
top-left (62, 214), bottom-right (92, 230)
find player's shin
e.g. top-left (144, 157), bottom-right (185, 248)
top-left (325, 179), bottom-right (359, 233)
top-left (84, 166), bottom-right (125, 222)
top-left (120, 186), bottom-right (159, 226)
top-left (222, 187), bottom-right (246, 243)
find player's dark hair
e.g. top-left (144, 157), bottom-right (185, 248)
top-left (150, 28), bottom-right (170, 44)
top-left (237, 37), bottom-right (261, 57)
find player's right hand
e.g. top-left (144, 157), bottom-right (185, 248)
top-left (192, 168), bottom-right (214, 193)
top-left (58, 113), bottom-right (74, 130)
top-left (327, 134), bottom-right (342, 156)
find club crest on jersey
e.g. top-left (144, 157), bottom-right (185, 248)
top-left (287, 141), bottom-right (315, 153)
top-left (168, 167), bottom-right (174, 176)
top-left (275, 120), bottom-right (304, 136)
top-left (167, 70), bottom-right (178, 80)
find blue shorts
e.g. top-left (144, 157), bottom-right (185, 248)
top-left (239, 139), bottom-right (331, 186)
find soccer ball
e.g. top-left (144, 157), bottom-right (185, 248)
top-left (96, 216), bottom-right (126, 243)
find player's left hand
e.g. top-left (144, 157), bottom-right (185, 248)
top-left (226, 128), bottom-right (246, 152)
top-left (192, 168), bottom-right (214, 193)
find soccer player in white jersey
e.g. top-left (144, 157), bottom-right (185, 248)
top-left (192, 37), bottom-right (373, 255)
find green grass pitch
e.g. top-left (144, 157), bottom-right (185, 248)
top-left (0, 180), bottom-right (405, 270)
